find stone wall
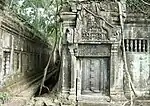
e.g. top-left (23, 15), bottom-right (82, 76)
top-left (0, 9), bottom-right (50, 93)
top-left (60, 0), bottom-right (150, 106)
top-left (123, 13), bottom-right (150, 98)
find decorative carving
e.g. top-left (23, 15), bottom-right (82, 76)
top-left (66, 28), bottom-right (74, 43)
top-left (79, 2), bottom-right (120, 42)
top-left (77, 45), bottom-right (111, 57)
top-left (110, 28), bottom-right (121, 41)
top-left (81, 14), bottom-right (110, 41)
top-left (124, 39), bottom-right (148, 52)
top-left (3, 52), bottom-right (10, 76)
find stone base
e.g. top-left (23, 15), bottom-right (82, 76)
top-left (123, 100), bottom-right (150, 106)
top-left (78, 95), bottom-right (111, 102)
top-left (78, 101), bottom-right (123, 106)
top-left (77, 93), bottom-right (126, 106)
top-left (78, 102), bottom-right (111, 106)
top-left (78, 99), bottom-right (150, 106)
top-left (77, 95), bottom-right (111, 106)
top-left (110, 89), bottom-right (127, 101)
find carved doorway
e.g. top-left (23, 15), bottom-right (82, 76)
top-left (81, 58), bottom-right (110, 96)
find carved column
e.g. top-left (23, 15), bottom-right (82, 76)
top-left (60, 12), bottom-right (77, 99)
top-left (110, 43), bottom-right (118, 89)
top-left (110, 42), bottom-right (126, 101)
top-left (68, 45), bottom-right (77, 100)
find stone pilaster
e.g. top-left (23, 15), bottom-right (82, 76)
top-left (0, 18), bottom-right (3, 86)
top-left (60, 12), bottom-right (77, 99)
top-left (110, 42), bottom-right (126, 101)
top-left (68, 45), bottom-right (77, 101)
top-left (110, 43), bottom-right (118, 89)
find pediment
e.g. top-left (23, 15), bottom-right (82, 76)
top-left (80, 8), bottom-right (120, 42)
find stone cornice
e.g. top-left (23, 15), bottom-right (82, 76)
top-left (125, 13), bottom-right (150, 25)
top-left (60, 12), bottom-right (77, 27)
top-left (60, 12), bottom-right (77, 21)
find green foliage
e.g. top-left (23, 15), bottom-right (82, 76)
top-left (5, 0), bottom-right (64, 44)
top-left (0, 92), bottom-right (11, 104)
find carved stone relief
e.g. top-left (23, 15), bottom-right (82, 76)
top-left (77, 44), bottom-right (111, 57)
top-left (75, 2), bottom-right (120, 42)
top-left (65, 28), bottom-right (74, 43)
top-left (81, 12), bottom-right (111, 41)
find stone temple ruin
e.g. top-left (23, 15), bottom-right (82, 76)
top-left (1, 0), bottom-right (150, 106)
top-left (59, 0), bottom-right (150, 105)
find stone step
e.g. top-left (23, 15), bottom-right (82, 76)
top-left (78, 100), bottom-right (150, 106)
top-left (78, 102), bottom-right (110, 106)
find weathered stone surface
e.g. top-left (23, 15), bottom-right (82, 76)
top-left (0, 9), bottom-right (50, 94)
top-left (60, 0), bottom-right (150, 105)
top-left (77, 44), bottom-right (111, 57)
top-left (78, 102), bottom-right (110, 106)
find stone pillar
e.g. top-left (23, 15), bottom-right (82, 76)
top-left (110, 43), bottom-right (119, 89)
top-left (68, 45), bottom-right (77, 100)
top-left (110, 42), bottom-right (126, 101)
top-left (60, 12), bottom-right (77, 98)
top-left (0, 18), bottom-right (3, 86)
top-left (61, 42), bottom-right (70, 94)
